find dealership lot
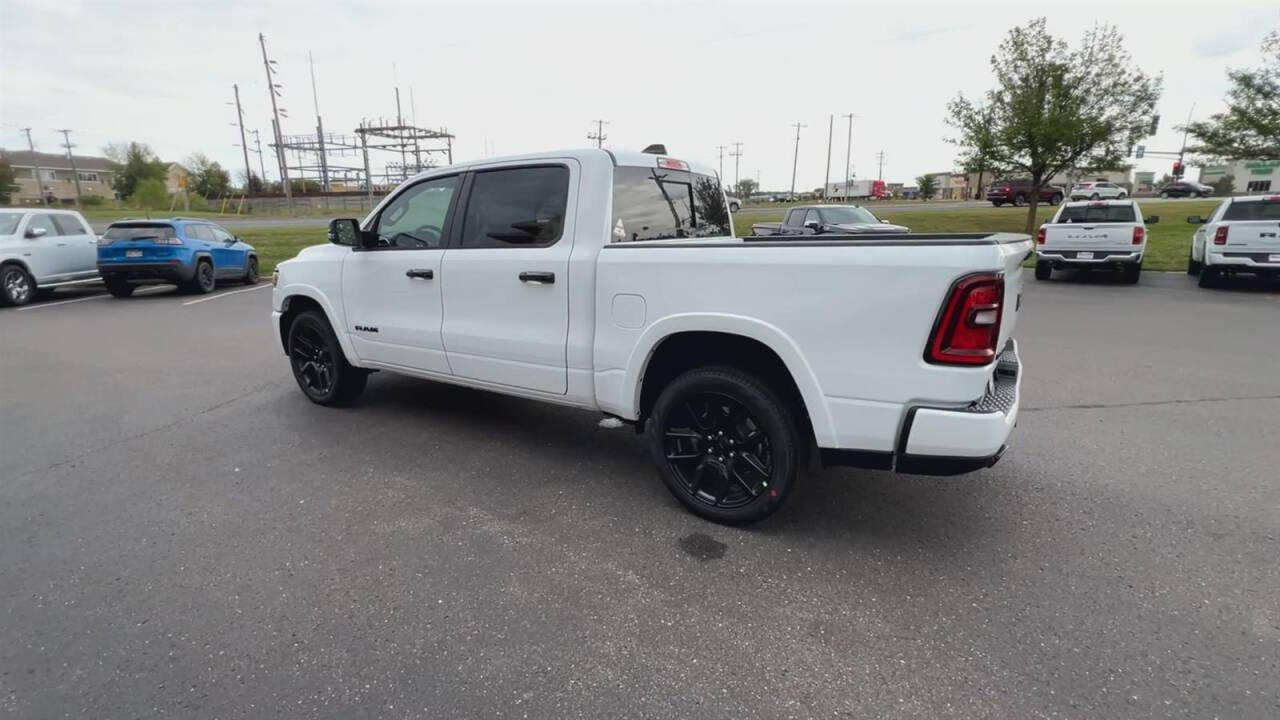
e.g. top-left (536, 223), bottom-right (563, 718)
top-left (2, 274), bottom-right (1278, 718)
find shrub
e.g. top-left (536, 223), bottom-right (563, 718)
top-left (129, 179), bottom-right (170, 210)
top-left (79, 195), bottom-right (107, 206)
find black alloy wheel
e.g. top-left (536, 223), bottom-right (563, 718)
top-left (663, 392), bottom-right (775, 511)
top-left (243, 256), bottom-right (259, 285)
top-left (192, 260), bottom-right (216, 294)
top-left (291, 323), bottom-right (337, 398)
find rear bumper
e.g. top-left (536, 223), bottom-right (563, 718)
top-left (98, 261), bottom-right (197, 283)
top-left (1037, 249), bottom-right (1142, 265)
top-left (822, 340), bottom-right (1022, 476)
top-left (1205, 251), bottom-right (1280, 271)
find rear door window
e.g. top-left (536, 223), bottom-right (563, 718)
top-left (186, 225), bottom-right (214, 241)
top-left (1222, 200), bottom-right (1280, 221)
top-left (459, 166), bottom-right (569, 248)
top-left (0, 212), bottom-right (23, 235)
top-left (610, 166), bottom-right (731, 242)
top-left (51, 214), bottom-right (88, 235)
top-left (1055, 205), bottom-right (1137, 223)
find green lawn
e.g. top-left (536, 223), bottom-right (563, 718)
top-left (732, 200), bottom-right (1222, 272)
top-left (235, 227), bottom-right (329, 274)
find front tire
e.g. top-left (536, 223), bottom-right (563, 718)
top-left (1160, 191), bottom-right (1170, 199)
top-left (647, 366), bottom-right (801, 524)
top-left (1034, 261), bottom-right (1052, 281)
top-left (1049, 193), bottom-right (1063, 206)
top-left (1090, 193), bottom-right (1101, 201)
top-left (242, 256), bottom-right (259, 285)
top-left (991, 201), bottom-right (1003, 207)
top-left (1013, 194), bottom-right (1026, 208)
top-left (0, 264), bottom-right (34, 307)
top-left (1117, 192), bottom-right (1128, 199)
top-left (288, 310), bottom-right (368, 406)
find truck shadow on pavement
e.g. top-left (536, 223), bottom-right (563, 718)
top-left (355, 375), bottom-right (1002, 552)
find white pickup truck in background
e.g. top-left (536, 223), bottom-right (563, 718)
top-left (1186, 195), bottom-right (1280, 288)
top-left (271, 148), bottom-right (1030, 523)
top-left (1035, 199), bottom-right (1156, 284)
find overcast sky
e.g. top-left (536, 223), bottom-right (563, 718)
top-left (2, 0), bottom-right (1276, 191)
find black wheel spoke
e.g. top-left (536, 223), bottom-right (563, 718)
top-left (730, 467), bottom-right (759, 497)
top-left (740, 451), bottom-right (770, 479)
top-left (689, 463), bottom-right (707, 493)
top-left (684, 401), bottom-right (711, 431)
top-left (665, 428), bottom-right (701, 440)
top-left (664, 390), bottom-right (774, 511)
top-left (666, 451), bottom-right (701, 460)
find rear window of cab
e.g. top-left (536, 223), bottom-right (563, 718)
top-left (610, 166), bottom-right (731, 242)
top-left (1222, 199), bottom-right (1280, 221)
top-left (1053, 204), bottom-right (1136, 223)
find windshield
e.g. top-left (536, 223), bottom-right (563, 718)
top-left (820, 207), bottom-right (879, 225)
top-left (0, 212), bottom-right (23, 235)
top-left (1054, 205), bottom-right (1137, 223)
top-left (1223, 200), bottom-right (1280, 221)
top-left (103, 223), bottom-right (176, 241)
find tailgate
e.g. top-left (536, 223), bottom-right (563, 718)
top-left (1222, 221), bottom-right (1280, 250)
top-left (998, 237), bottom-right (1032, 348)
top-left (1043, 223), bottom-right (1135, 249)
top-left (99, 224), bottom-right (179, 261)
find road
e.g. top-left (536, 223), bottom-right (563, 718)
top-left (2, 273), bottom-right (1278, 718)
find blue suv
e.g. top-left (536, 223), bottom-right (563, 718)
top-left (97, 218), bottom-right (258, 297)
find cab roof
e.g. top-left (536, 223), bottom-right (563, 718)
top-left (403, 147), bottom-right (720, 183)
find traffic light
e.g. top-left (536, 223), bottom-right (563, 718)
top-left (1172, 161), bottom-right (1183, 178)
top-left (1135, 145), bottom-right (1145, 159)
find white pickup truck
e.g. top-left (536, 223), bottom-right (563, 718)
top-left (1186, 195), bottom-right (1280, 288)
top-left (1035, 199), bottom-right (1156, 284)
top-left (271, 148), bottom-right (1030, 523)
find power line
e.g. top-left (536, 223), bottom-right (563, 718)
top-left (21, 128), bottom-right (50, 207)
top-left (587, 119), bottom-right (608, 148)
top-left (259, 32), bottom-right (293, 208)
top-left (789, 122), bottom-right (806, 201)
top-left (57, 129), bottom-right (83, 205)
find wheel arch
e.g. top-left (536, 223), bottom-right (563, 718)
top-left (621, 316), bottom-right (835, 447)
top-left (277, 286), bottom-right (358, 364)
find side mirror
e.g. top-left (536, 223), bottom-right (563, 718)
top-left (879, 218), bottom-right (889, 224)
top-left (803, 220), bottom-right (821, 232)
top-left (328, 218), bottom-right (361, 247)
top-left (25, 227), bottom-right (47, 239)
top-left (1187, 215), bottom-right (1204, 225)
top-left (1144, 216), bottom-right (1159, 224)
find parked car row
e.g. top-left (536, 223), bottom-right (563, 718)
top-left (750, 204), bottom-right (910, 236)
top-left (1034, 196), bottom-right (1280, 287)
top-left (0, 209), bottom-right (258, 306)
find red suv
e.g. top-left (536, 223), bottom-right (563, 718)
top-left (987, 179), bottom-right (1065, 207)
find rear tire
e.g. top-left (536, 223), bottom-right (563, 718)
top-left (187, 259), bottom-right (216, 294)
top-left (0, 264), bottom-right (34, 307)
top-left (242, 256), bottom-right (259, 285)
top-left (1049, 193), bottom-right (1063, 206)
top-left (105, 281), bottom-right (135, 298)
top-left (1186, 248), bottom-right (1202, 276)
top-left (1122, 262), bottom-right (1141, 284)
top-left (1013, 194), bottom-right (1026, 208)
top-left (1160, 191), bottom-right (1170, 199)
top-left (647, 366), bottom-right (801, 525)
top-left (1117, 192), bottom-right (1128, 199)
top-left (1090, 193), bottom-right (1101, 200)
top-left (1198, 266), bottom-right (1220, 288)
top-left (991, 201), bottom-right (1003, 207)
top-left (288, 310), bottom-right (368, 406)
top-left (1034, 261), bottom-right (1052, 281)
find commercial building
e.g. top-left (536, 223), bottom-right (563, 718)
top-left (2, 150), bottom-right (117, 205)
top-left (1199, 160), bottom-right (1279, 194)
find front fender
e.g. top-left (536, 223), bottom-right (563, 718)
top-left (621, 313), bottom-right (837, 447)
top-left (275, 283), bottom-right (359, 366)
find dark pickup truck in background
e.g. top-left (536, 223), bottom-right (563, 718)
top-left (987, 179), bottom-right (1066, 207)
top-left (751, 205), bottom-right (910, 236)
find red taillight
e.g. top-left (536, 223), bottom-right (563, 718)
top-left (926, 272), bottom-right (1005, 366)
top-left (1214, 226), bottom-right (1228, 245)
top-left (1265, 195), bottom-right (1280, 203)
top-left (1036, 227), bottom-right (1045, 244)
top-left (1132, 226), bottom-right (1144, 245)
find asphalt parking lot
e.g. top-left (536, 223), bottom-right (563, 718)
top-left (2, 273), bottom-right (1278, 719)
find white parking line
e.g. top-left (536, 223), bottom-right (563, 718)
top-left (181, 282), bottom-right (271, 306)
top-left (15, 284), bottom-right (174, 311)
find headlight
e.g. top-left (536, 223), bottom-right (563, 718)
top-left (271, 267), bottom-right (279, 288)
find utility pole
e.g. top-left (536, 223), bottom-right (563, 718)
top-left (876, 150), bottom-right (885, 181)
top-left (21, 129), bottom-right (49, 207)
top-left (57, 129), bottom-right (83, 205)
top-left (259, 32), bottom-right (292, 209)
top-left (587, 119), bottom-right (608, 148)
top-left (251, 129), bottom-right (268, 185)
top-left (309, 52), bottom-right (329, 192)
top-left (843, 113), bottom-right (853, 202)
top-left (730, 142), bottom-right (743, 188)
top-left (789, 122), bottom-right (806, 201)
top-left (232, 85), bottom-right (253, 193)
top-left (823, 115), bottom-right (833, 203)
top-left (1177, 103), bottom-right (1196, 179)
top-left (716, 145), bottom-right (727, 179)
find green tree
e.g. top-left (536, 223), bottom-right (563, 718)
top-left (241, 171), bottom-right (265, 194)
top-left (1185, 32), bottom-right (1280, 160)
top-left (185, 153), bottom-right (232, 197)
top-left (128, 178), bottom-right (170, 210)
top-left (733, 178), bottom-right (758, 200)
top-left (1208, 174), bottom-right (1236, 196)
top-left (947, 19), bottom-right (1161, 233)
top-left (105, 142), bottom-right (167, 198)
top-left (0, 155), bottom-right (17, 205)
top-left (916, 174), bottom-right (939, 200)
top-left (955, 105), bottom-right (1006, 199)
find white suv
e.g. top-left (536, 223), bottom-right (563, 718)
top-left (1069, 181), bottom-right (1127, 201)
top-left (0, 208), bottom-right (100, 306)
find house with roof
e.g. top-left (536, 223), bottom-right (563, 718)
top-left (2, 149), bottom-right (118, 205)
